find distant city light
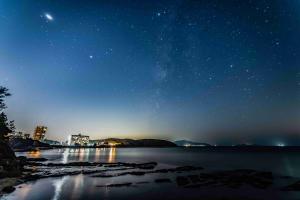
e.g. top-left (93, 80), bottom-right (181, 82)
top-left (277, 143), bottom-right (285, 147)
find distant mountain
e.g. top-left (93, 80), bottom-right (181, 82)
top-left (174, 140), bottom-right (211, 147)
top-left (91, 138), bottom-right (177, 147)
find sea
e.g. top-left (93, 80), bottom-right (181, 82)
top-left (2, 147), bottom-right (300, 200)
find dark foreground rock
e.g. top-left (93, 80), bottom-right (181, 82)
top-left (0, 141), bottom-right (23, 178)
top-left (3, 155), bottom-right (299, 198)
top-left (155, 178), bottom-right (172, 183)
top-left (96, 182), bottom-right (132, 187)
top-left (27, 161), bottom-right (157, 170)
top-left (176, 176), bottom-right (190, 186)
top-left (2, 186), bottom-right (15, 193)
top-left (91, 165), bottom-right (204, 178)
top-left (176, 169), bottom-right (273, 189)
top-left (136, 181), bottom-right (149, 184)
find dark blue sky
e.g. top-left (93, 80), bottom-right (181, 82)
top-left (0, 0), bottom-right (299, 144)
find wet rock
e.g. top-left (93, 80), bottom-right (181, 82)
top-left (155, 178), bottom-right (171, 183)
top-left (90, 165), bottom-right (204, 179)
top-left (174, 166), bottom-right (204, 172)
top-left (125, 171), bottom-right (146, 176)
top-left (94, 170), bottom-right (147, 177)
top-left (188, 175), bottom-right (201, 183)
top-left (176, 169), bottom-right (273, 189)
top-left (97, 182), bottom-right (132, 187)
top-left (23, 170), bottom-right (84, 181)
top-left (154, 169), bottom-right (169, 173)
top-left (29, 161), bottom-right (157, 169)
top-left (176, 176), bottom-right (190, 186)
top-left (103, 162), bottom-right (157, 170)
top-left (136, 162), bottom-right (157, 169)
top-left (152, 166), bottom-right (203, 174)
top-left (136, 181), bottom-right (149, 184)
top-left (47, 162), bottom-right (101, 167)
top-left (92, 174), bottom-right (115, 178)
top-left (2, 186), bottom-right (15, 193)
top-left (26, 158), bottom-right (48, 162)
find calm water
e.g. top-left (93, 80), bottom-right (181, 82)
top-left (2, 148), bottom-right (300, 200)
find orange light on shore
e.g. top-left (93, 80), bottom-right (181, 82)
top-left (108, 147), bottom-right (116, 163)
top-left (27, 150), bottom-right (41, 158)
top-left (108, 142), bottom-right (121, 147)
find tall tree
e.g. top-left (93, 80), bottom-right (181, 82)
top-left (0, 86), bottom-right (13, 141)
top-left (0, 86), bottom-right (10, 111)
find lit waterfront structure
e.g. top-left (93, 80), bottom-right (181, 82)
top-left (68, 134), bottom-right (89, 146)
top-left (89, 139), bottom-right (122, 147)
top-left (33, 126), bottom-right (47, 141)
top-left (8, 131), bottom-right (30, 139)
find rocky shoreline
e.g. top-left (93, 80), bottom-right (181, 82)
top-left (2, 156), bottom-right (300, 198)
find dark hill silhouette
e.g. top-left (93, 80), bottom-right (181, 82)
top-left (95, 138), bottom-right (177, 147)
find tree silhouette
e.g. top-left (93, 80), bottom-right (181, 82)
top-left (0, 86), bottom-right (13, 141)
top-left (0, 86), bottom-right (10, 110)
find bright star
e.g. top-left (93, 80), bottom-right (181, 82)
top-left (89, 55), bottom-right (93, 59)
top-left (45, 13), bottom-right (54, 21)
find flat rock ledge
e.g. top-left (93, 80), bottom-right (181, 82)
top-left (176, 169), bottom-right (273, 189)
top-left (2, 157), bottom-right (300, 196)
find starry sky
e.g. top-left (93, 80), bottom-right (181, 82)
top-left (0, 0), bottom-right (299, 145)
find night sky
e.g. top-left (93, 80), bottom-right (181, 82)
top-left (0, 0), bottom-right (299, 145)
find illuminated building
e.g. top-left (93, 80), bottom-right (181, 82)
top-left (68, 134), bottom-right (89, 146)
top-left (33, 126), bottom-right (47, 141)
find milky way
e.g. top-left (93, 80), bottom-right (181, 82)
top-left (0, 0), bottom-right (299, 145)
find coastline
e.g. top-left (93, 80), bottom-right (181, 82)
top-left (14, 145), bottom-right (300, 153)
top-left (2, 155), bottom-right (300, 199)
top-left (3, 148), bottom-right (300, 199)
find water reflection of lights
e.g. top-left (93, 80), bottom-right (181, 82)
top-left (62, 149), bottom-right (70, 163)
top-left (79, 149), bottom-right (85, 161)
top-left (71, 174), bottom-right (84, 199)
top-left (94, 148), bottom-right (101, 162)
top-left (62, 147), bottom-right (115, 163)
top-left (108, 147), bottom-right (116, 163)
top-left (52, 176), bottom-right (68, 200)
top-left (77, 148), bottom-right (90, 161)
top-left (27, 150), bottom-right (41, 158)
